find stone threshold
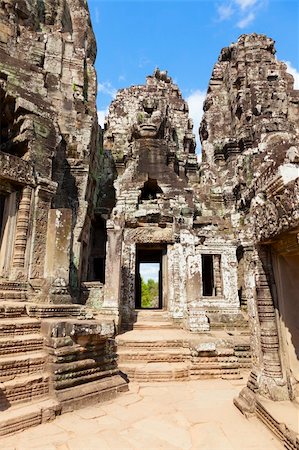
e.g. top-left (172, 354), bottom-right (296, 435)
top-left (256, 395), bottom-right (299, 450)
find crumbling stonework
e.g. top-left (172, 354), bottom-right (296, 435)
top-left (0, 2), bottom-right (298, 444)
top-left (100, 68), bottom-right (244, 333)
top-left (200, 34), bottom-right (299, 449)
top-left (0, 0), bottom-right (127, 436)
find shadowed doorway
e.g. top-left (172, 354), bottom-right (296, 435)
top-left (135, 247), bottom-right (163, 309)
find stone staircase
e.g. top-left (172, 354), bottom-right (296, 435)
top-left (0, 303), bottom-right (59, 437)
top-left (117, 311), bottom-right (191, 381)
top-left (117, 310), bottom-right (251, 382)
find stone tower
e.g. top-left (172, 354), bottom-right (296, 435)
top-left (99, 69), bottom-right (243, 334)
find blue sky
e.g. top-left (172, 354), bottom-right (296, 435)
top-left (87, 0), bottom-right (299, 150)
top-left (140, 263), bottom-right (159, 282)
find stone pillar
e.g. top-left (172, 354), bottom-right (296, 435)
top-left (119, 241), bottom-right (135, 328)
top-left (213, 254), bottom-right (222, 296)
top-left (103, 222), bottom-right (123, 321)
top-left (171, 245), bottom-right (184, 319)
top-left (0, 191), bottom-right (17, 278)
top-left (186, 254), bottom-right (210, 333)
top-left (255, 247), bottom-right (284, 384)
top-left (12, 186), bottom-right (32, 276)
top-left (45, 209), bottom-right (72, 304)
top-left (234, 245), bottom-right (288, 416)
top-left (29, 178), bottom-right (57, 280)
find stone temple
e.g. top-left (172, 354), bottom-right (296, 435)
top-left (0, 1), bottom-right (298, 448)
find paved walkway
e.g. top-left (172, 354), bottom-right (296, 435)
top-left (1, 377), bottom-right (283, 450)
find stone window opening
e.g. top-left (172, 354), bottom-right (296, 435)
top-left (267, 74), bottom-right (279, 82)
top-left (202, 254), bottom-right (222, 297)
top-left (140, 178), bottom-right (163, 201)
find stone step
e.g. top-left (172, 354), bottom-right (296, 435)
top-left (0, 334), bottom-right (44, 356)
top-left (117, 348), bottom-right (190, 363)
top-left (189, 366), bottom-right (241, 379)
top-left (0, 351), bottom-right (47, 382)
top-left (0, 302), bottom-right (27, 318)
top-left (56, 372), bottom-right (128, 414)
top-left (135, 311), bottom-right (170, 322)
top-left (133, 321), bottom-right (176, 330)
top-left (119, 362), bottom-right (189, 382)
top-left (234, 349), bottom-right (252, 368)
top-left (0, 398), bottom-right (60, 437)
top-left (0, 373), bottom-right (50, 408)
top-left (0, 317), bottom-right (41, 337)
top-left (0, 290), bottom-right (27, 302)
top-left (116, 339), bottom-right (188, 349)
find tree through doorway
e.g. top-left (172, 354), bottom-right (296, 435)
top-left (135, 247), bottom-right (163, 309)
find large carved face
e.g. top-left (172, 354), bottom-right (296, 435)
top-left (132, 98), bottom-right (165, 139)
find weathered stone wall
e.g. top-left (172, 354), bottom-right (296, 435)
top-left (0, 0), bottom-right (99, 300)
top-left (200, 33), bottom-right (299, 243)
top-left (101, 69), bottom-right (242, 333)
top-left (200, 34), bottom-right (299, 441)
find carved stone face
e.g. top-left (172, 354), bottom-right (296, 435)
top-left (132, 98), bottom-right (164, 139)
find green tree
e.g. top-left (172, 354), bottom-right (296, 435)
top-left (141, 278), bottom-right (159, 308)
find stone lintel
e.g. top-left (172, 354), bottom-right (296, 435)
top-left (126, 226), bottom-right (175, 244)
top-left (0, 151), bottom-right (35, 186)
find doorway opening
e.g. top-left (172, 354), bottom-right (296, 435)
top-left (135, 246), bottom-right (163, 309)
top-left (87, 216), bottom-right (107, 283)
top-left (202, 254), bottom-right (214, 296)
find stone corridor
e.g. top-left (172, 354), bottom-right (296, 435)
top-left (1, 377), bottom-right (283, 450)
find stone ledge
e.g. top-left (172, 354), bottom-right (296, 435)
top-left (256, 396), bottom-right (299, 450)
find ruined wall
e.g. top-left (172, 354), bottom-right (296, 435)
top-left (200, 34), bottom-right (299, 434)
top-left (100, 69), bottom-right (242, 332)
top-left (0, 0), bottom-right (99, 300)
top-left (0, 4), bottom-right (130, 435)
top-left (200, 33), bottom-right (299, 242)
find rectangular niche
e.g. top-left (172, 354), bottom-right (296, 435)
top-left (201, 254), bottom-right (222, 297)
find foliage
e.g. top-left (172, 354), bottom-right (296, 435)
top-left (137, 112), bottom-right (144, 124)
top-left (141, 277), bottom-right (159, 308)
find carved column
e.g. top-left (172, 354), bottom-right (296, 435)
top-left (255, 247), bottom-right (283, 381)
top-left (213, 254), bottom-right (222, 296)
top-left (12, 186), bottom-right (32, 271)
top-left (103, 222), bottom-right (123, 324)
top-left (234, 244), bottom-right (287, 415)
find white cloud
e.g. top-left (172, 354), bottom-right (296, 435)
top-left (284, 61), bottom-right (299, 90)
top-left (217, 3), bottom-right (234, 21)
top-left (216, 0), bottom-right (266, 28)
top-left (140, 263), bottom-right (159, 282)
top-left (237, 11), bottom-right (255, 28)
top-left (97, 109), bottom-right (108, 128)
top-left (186, 90), bottom-right (206, 154)
top-left (234, 0), bottom-right (257, 10)
top-left (95, 7), bottom-right (100, 25)
top-left (98, 81), bottom-right (117, 98)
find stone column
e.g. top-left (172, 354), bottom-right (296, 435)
top-left (103, 222), bottom-right (123, 322)
top-left (186, 254), bottom-right (210, 333)
top-left (29, 178), bottom-right (57, 280)
top-left (12, 186), bottom-right (32, 275)
top-left (213, 254), bottom-right (222, 296)
top-left (45, 209), bottom-right (72, 304)
top-left (255, 247), bottom-right (284, 384)
top-left (234, 245), bottom-right (288, 416)
top-left (119, 241), bottom-right (135, 329)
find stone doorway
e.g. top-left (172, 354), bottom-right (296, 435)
top-left (135, 246), bottom-right (163, 310)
